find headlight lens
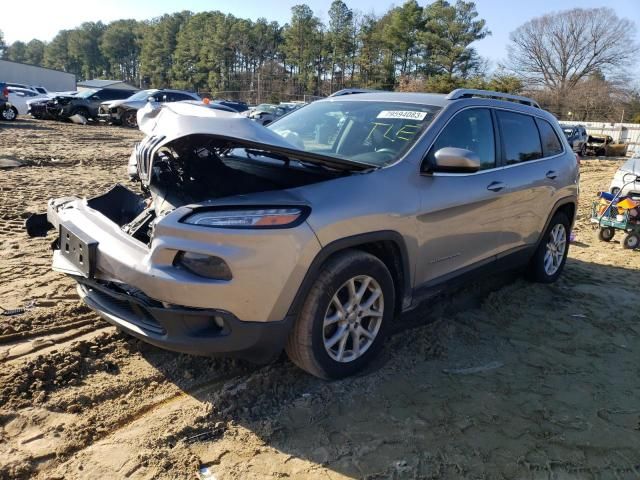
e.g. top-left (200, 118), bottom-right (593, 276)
top-left (183, 208), bottom-right (304, 228)
top-left (174, 252), bottom-right (232, 280)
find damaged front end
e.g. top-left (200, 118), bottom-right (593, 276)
top-left (25, 101), bottom-right (367, 360)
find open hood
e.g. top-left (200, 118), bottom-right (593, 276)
top-left (135, 102), bottom-right (375, 186)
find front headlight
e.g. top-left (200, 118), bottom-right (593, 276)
top-left (182, 208), bottom-right (306, 228)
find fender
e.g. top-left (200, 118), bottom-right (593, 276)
top-left (286, 230), bottom-right (412, 319)
top-left (535, 196), bottom-right (578, 249)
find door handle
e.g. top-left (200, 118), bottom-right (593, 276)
top-left (487, 181), bottom-right (505, 192)
top-left (546, 170), bottom-right (558, 179)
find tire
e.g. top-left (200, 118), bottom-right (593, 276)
top-left (622, 232), bottom-right (640, 250)
top-left (122, 110), bottom-right (137, 128)
top-left (70, 107), bottom-right (90, 119)
top-left (611, 187), bottom-right (621, 196)
top-left (285, 249), bottom-right (395, 379)
top-left (598, 227), bottom-right (615, 242)
top-left (2, 106), bottom-right (17, 121)
top-left (579, 144), bottom-right (586, 156)
top-left (527, 212), bottom-right (570, 283)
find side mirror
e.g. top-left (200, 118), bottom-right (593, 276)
top-left (425, 147), bottom-right (481, 174)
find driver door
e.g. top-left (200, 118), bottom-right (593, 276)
top-left (415, 108), bottom-right (510, 285)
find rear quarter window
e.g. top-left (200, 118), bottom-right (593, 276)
top-left (535, 118), bottom-right (563, 157)
top-left (496, 110), bottom-right (542, 164)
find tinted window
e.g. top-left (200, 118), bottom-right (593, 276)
top-left (535, 118), bottom-right (563, 157)
top-left (496, 111), bottom-right (542, 164)
top-left (428, 108), bottom-right (496, 170)
top-left (166, 92), bottom-right (194, 102)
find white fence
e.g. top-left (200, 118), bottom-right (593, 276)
top-left (578, 121), bottom-right (640, 156)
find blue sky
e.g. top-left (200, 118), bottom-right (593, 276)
top-left (3, 0), bottom-right (639, 74)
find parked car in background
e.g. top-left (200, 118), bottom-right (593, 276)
top-left (7, 87), bottom-right (48, 115)
top-left (248, 103), bottom-right (288, 125)
top-left (50, 88), bottom-right (135, 121)
top-left (99, 89), bottom-right (200, 127)
top-left (27, 91), bottom-right (78, 119)
top-left (5, 82), bottom-right (48, 95)
top-left (28, 89), bottom-right (578, 379)
top-left (609, 157), bottom-right (640, 197)
top-left (211, 100), bottom-right (249, 112)
top-left (560, 123), bottom-right (588, 156)
top-left (0, 82), bottom-right (17, 121)
top-left (586, 135), bottom-right (629, 157)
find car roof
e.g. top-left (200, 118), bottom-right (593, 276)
top-left (323, 91), bottom-right (449, 107)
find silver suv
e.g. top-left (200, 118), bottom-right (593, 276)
top-left (27, 89), bottom-right (579, 379)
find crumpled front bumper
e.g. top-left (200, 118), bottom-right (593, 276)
top-left (35, 185), bottom-right (320, 357)
top-left (77, 278), bottom-right (292, 361)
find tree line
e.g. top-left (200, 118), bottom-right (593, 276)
top-left (0, 1), bottom-right (510, 100)
top-left (0, 2), bottom-right (638, 121)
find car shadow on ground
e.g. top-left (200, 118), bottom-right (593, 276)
top-left (136, 255), bottom-right (640, 478)
top-left (0, 119), bottom-right (54, 131)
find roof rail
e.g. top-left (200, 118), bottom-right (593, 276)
top-left (446, 89), bottom-right (540, 108)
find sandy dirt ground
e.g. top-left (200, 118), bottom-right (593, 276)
top-left (1, 117), bottom-right (640, 480)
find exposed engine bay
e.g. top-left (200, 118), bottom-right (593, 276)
top-left (118, 134), bottom-right (346, 244)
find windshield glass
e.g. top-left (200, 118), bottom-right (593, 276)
top-left (255, 104), bottom-right (277, 113)
top-left (126, 89), bottom-right (157, 101)
top-left (562, 127), bottom-right (573, 137)
top-left (268, 100), bottom-right (440, 166)
top-left (76, 89), bottom-right (97, 99)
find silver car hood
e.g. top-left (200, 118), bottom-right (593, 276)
top-left (135, 102), bottom-right (374, 185)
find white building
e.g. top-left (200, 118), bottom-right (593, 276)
top-left (0, 59), bottom-right (76, 91)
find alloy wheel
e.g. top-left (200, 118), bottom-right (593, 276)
top-left (323, 275), bottom-right (384, 363)
top-left (544, 224), bottom-right (567, 276)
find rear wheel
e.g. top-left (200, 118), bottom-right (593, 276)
top-left (611, 187), bottom-right (621, 196)
top-left (286, 250), bottom-right (394, 379)
top-left (527, 212), bottom-right (570, 283)
top-left (122, 110), bottom-right (137, 128)
top-left (598, 227), bottom-right (615, 242)
top-left (622, 232), bottom-right (640, 250)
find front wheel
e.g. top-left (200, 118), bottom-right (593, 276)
top-left (622, 232), bottom-right (640, 250)
top-left (527, 212), bottom-right (570, 283)
top-left (2, 106), bottom-right (17, 121)
top-left (122, 110), bottom-right (137, 128)
top-left (286, 250), bottom-right (394, 379)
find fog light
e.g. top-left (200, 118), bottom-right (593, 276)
top-left (174, 252), bottom-right (232, 280)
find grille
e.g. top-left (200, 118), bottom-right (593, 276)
top-left (83, 284), bottom-right (166, 335)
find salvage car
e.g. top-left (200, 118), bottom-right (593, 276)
top-left (26, 89), bottom-right (579, 379)
top-left (7, 87), bottom-right (49, 115)
top-left (0, 82), bottom-right (17, 121)
top-left (48, 88), bottom-right (135, 121)
top-left (247, 103), bottom-right (287, 125)
top-left (586, 135), bottom-right (629, 157)
top-left (560, 123), bottom-right (588, 156)
top-left (98, 89), bottom-right (201, 127)
top-left (609, 157), bottom-right (640, 197)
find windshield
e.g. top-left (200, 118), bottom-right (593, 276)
top-left (268, 100), bottom-right (440, 166)
top-left (255, 104), bottom-right (277, 113)
top-left (562, 127), bottom-right (573, 137)
top-left (126, 89), bottom-right (158, 101)
top-left (76, 89), bottom-right (97, 99)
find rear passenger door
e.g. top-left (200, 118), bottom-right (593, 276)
top-left (495, 110), bottom-right (564, 253)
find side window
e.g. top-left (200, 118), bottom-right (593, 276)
top-left (496, 110), bottom-right (542, 164)
top-left (535, 118), bottom-right (563, 157)
top-left (428, 108), bottom-right (496, 170)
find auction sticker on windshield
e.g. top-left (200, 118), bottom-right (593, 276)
top-left (377, 110), bottom-right (428, 121)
